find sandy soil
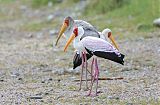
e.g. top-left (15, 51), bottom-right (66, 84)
top-left (0, 1), bottom-right (160, 105)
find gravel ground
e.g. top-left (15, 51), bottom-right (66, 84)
top-left (0, 1), bottom-right (160, 105)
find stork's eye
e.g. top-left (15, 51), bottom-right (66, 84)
top-left (73, 28), bottom-right (78, 37)
top-left (64, 19), bottom-right (69, 26)
top-left (108, 32), bottom-right (112, 38)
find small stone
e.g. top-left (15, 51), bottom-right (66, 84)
top-left (41, 81), bottom-right (45, 83)
top-left (45, 92), bottom-right (49, 95)
top-left (26, 33), bottom-right (33, 38)
top-left (48, 78), bottom-right (52, 81)
top-left (29, 96), bottom-right (43, 99)
top-left (36, 32), bottom-right (43, 39)
top-left (18, 78), bottom-right (22, 80)
top-left (108, 96), bottom-right (119, 100)
top-left (153, 18), bottom-right (160, 27)
top-left (48, 2), bottom-right (53, 7)
top-left (47, 15), bottom-right (54, 21)
top-left (0, 79), bottom-right (4, 82)
top-left (126, 103), bottom-right (133, 105)
top-left (10, 72), bottom-right (20, 77)
top-left (58, 79), bottom-right (61, 82)
top-left (49, 29), bottom-right (57, 36)
top-left (40, 100), bottom-right (44, 102)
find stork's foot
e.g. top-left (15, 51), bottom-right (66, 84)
top-left (84, 86), bottom-right (89, 91)
top-left (86, 93), bottom-right (98, 97)
top-left (78, 87), bottom-right (82, 91)
top-left (84, 88), bottom-right (89, 91)
top-left (86, 92), bottom-right (91, 96)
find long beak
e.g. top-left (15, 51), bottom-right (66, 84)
top-left (64, 33), bottom-right (75, 52)
top-left (108, 34), bottom-right (119, 50)
top-left (55, 22), bottom-right (67, 46)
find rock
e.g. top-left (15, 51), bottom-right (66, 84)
top-left (126, 103), bottom-right (133, 105)
top-left (52, 67), bottom-right (80, 75)
top-left (19, 5), bottom-right (27, 11)
top-left (26, 33), bottom-right (33, 38)
top-left (18, 78), bottom-right (22, 80)
top-left (10, 72), bottom-right (20, 77)
top-left (41, 80), bottom-right (45, 83)
top-left (0, 79), bottom-right (4, 82)
top-left (48, 2), bottom-right (53, 7)
top-left (29, 96), bottom-right (43, 99)
top-left (36, 32), bottom-right (43, 39)
top-left (48, 78), bottom-right (53, 81)
top-left (49, 29), bottom-right (57, 36)
top-left (108, 96), bottom-right (120, 100)
top-left (153, 18), bottom-right (160, 27)
top-left (47, 14), bottom-right (54, 21)
top-left (44, 92), bottom-right (49, 95)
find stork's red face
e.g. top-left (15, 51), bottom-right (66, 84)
top-left (107, 32), bottom-right (119, 50)
top-left (73, 27), bottom-right (78, 37)
top-left (55, 18), bottom-right (70, 46)
top-left (64, 18), bottom-right (69, 26)
top-left (108, 32), bottom-right (112, 38)
top-left (64, 27), bottom-right (78, 52)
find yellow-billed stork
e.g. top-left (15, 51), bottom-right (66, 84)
top-left (64, 27), bottom-right (125, 96)
top-left (55, 16), bottom-right (100, 90)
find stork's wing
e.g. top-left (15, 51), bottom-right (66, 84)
top-left (73, 51), bottom-right (93, 69)
top-left (81, 27), bottom-right (100, 40)
top-left (82, 36), bottom-right (119, 53)
top-left (75, 20), bottom-right (96, 29)
top-left (75, 20), bottom-right (100, 40)
top-left (82, 36), bottom-right (125, 65)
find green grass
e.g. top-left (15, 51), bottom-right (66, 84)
top-left (31, 0), bottom-right (79, 8)
top-left (0, 0), bottom-right (14, 3)
top-left (83, 0), bottom-right (160, 38)
top-left (31, 0), bottom-right (58, 8)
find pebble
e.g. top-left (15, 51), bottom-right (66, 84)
top-left (18, 78), bottom-right (22, 80)
top-left (126, 103), bottom-right (133, 105)
top-left (153, 18), bottom-right (160, 27)
top-left (108, 96), bottom-right (120, 100)
top-left (29, 96), bottom-right (43, 99)
top-left (47, 15), bottom-right (54, 21)
top-left (10, 72), bottom-right (20, 77)
top-left (49, 29), bottom-right (57, 36)
top-left (0, 79), bottom-right (4, 82)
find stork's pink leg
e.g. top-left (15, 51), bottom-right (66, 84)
top-left (87, 58), bottom-right (94, 96)
top-left (79, 52), bottom-right (84, 91)
top-left (95, 58), bottom-right (99, 96)
top-left (84, 52), bottom-right (89, 90)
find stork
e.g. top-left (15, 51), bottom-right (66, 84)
top-left (73, 28), bottom-right (119, 69)
top-left (63, 27), bottom-right (125, 96)
top-left (55, 16), bottom-right (100, 90)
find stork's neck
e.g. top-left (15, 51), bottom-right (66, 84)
top-left (73, 27), bottom-right (84, 51)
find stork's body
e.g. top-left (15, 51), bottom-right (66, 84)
top-left (73, 28), bottom-right (119, 69)
top-left (64, 27), bottom-right (125, 96)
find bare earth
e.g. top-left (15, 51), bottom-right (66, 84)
top-left (0, 2), bottom-right (160, 105)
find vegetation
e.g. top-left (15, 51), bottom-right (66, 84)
top-left (84, 0), bottom-right (160, 38)
top-left (31, 0), bottom-right (58, 8)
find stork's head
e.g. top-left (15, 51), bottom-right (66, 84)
top-left (63, 27), bottom-right (84, 52)
top-left (102, 28), bottom-right (119, 50)
top-left (55, 16), bottom-right (74, 46)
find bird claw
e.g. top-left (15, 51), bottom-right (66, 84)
top-left (86, 93), bottom-right (98, 97)
top-left (85, 86), bottom-right (89, 90)
top-left (78, 87), bottom-right (81, 91)
top-left (83, 86), bottom-right (89, 91)
top-left (86, 92), bottom-right (91, 96)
